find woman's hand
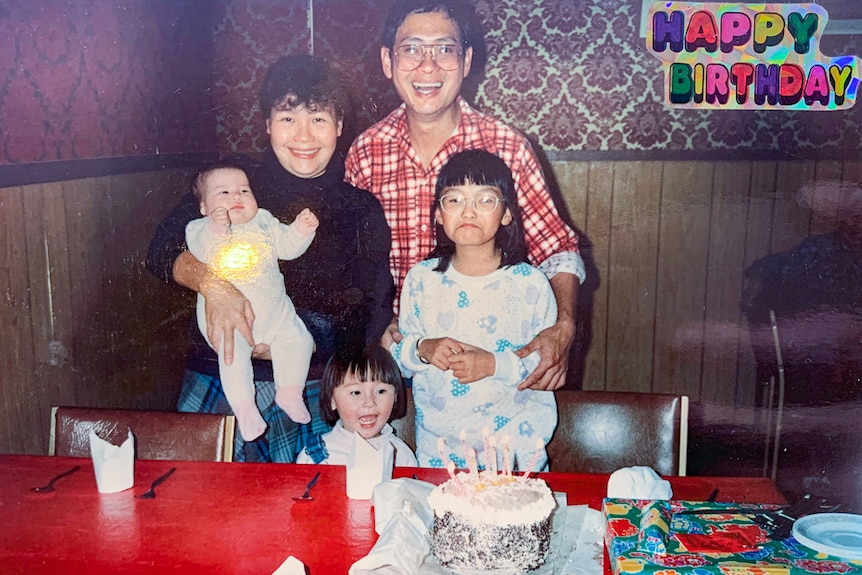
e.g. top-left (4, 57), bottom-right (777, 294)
top-left (380, 320), bottom-right (402, 348)
top-left (200, 272), bottom-right (255, 365)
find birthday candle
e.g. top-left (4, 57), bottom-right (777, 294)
top-left (501, 434), bottom-right (511, 476)
top-left (482, 426), bottom-right (490, 471)
top-left (520, 438), bottom-right (545, 481)
top-left (459, 429), bottom-right (469, 463)
top-left (446, 461), bottom-right (467, 496)
top-left (467, 448), bottom-right (479, 479)
top-left (488, 435), bottom-right (498, 476)
top-left (437, 437), bottom-right (448, 466)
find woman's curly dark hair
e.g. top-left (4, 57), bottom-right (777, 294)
top-left (258, 54), bottom-right (352, 123)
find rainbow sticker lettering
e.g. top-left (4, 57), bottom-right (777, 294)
top-left (647, 2), bottom-right (860, 110)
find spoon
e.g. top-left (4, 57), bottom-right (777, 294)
top-left (31, 465), bottom-right (81, 493)
top-left (137, 467), bottom-right (176, 499)
top-left (292, 471), bottom-right (321, 502)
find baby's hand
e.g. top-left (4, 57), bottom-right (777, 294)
top-left (208, 207), bottom-right (231, 234)
top-left (295, 208), bottom-right (319, 237)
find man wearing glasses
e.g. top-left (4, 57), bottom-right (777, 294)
top-left (345, 0), bottom-right (585, 391)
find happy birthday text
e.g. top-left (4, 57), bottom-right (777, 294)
top-left (647, 2), bottom-right (859, 111)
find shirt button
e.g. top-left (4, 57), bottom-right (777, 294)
top-left (420, 224), bottom-right (428, 231)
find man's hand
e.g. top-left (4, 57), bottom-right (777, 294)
top-left (380, 320), bottom-right (402, 349)
top-left (200, 273), bottom-right (255, 365)
top-left (448, 347), bottom-right (495, 384)
top-left (515, 321), bottom-right (574, 391)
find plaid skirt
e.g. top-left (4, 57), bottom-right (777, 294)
top-left (177, 369), bottom-right (333, 463)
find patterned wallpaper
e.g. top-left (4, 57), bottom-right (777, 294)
top-left (0, 0), bottom-right (216, 165)
top-left (210, 0), bottom-right (862, 159)
top-left (2, 0), bottom-right (861, 166)
top-left (474, 0), bottom-right (862, 155)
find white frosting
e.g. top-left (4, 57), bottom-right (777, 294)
top-left (428, 471), bottom-right (556, 527)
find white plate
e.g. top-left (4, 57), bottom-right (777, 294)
top-left (792, 513), bottom-right (862, 560)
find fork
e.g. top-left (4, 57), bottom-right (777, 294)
top-left (137, 467), bottom-right (177, 499)
top-left (31, 465), bottom-right (81, 493)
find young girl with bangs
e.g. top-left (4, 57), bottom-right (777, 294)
top-left (390, 149), bottom-right (558, 471)
top-left (297, 344), bottom-right (417, 466)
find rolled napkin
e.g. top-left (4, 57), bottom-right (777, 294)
top-left (370, 478), bottom-right (434, 535)
top-left (349, 498), bottom-right (431, 575)
top-left (89, 428), bottom-right (134, 493)
top-left (607, 466), bottom-right (673, 500)
top-left (346, 431), bottom-right (394, 500)
top-left (271, 555), bottom-right (305, 575)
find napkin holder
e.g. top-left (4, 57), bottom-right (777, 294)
top-left (89, 428), bottom-right (134, 493)
top-left (607, 466), bottom-right (673, 500)
top-left (346, 432), bottom-right (394, 500)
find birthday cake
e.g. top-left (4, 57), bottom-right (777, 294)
top-left (428, 470), bottom-right (556, 573)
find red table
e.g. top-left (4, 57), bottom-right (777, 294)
top-left (0, 454), bottom-right (785, 574)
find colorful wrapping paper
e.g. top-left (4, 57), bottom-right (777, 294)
top-left (604, 499), bottom-right (862, 575)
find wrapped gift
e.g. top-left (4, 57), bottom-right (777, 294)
top-left (604, 499), bottom-right (862, 575)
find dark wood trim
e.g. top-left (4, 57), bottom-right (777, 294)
top-left (2, 147), bottom-right (857, 188)
top-left (545, 148), bottom-right (861, 162)
top-left (0, 153), bottom-right (219, 187)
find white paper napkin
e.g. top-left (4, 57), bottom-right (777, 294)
top-left (272, 555), bottom-right (305, 575)
top-left (89, 428), bottom-right (134, 493)
top-left (347, 432), bottom-right (394, 500)
top-left (606, 466), bottom-right (673, 500)
top-left (370, 478), bottom-right (434, 534)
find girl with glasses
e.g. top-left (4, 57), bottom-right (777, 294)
top-left (390, 149), bottom-right (558, 471)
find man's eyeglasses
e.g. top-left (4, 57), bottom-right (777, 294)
top-left (438, 192), bottom-right (505, 215)
top-left (393, 44), bottom-right (463, 71)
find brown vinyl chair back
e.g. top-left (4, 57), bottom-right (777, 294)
top-left (547, 390), bottom-right (688, 475)
top-left (50, 407), bottom-right (235, 462)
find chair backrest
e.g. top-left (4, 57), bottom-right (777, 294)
top-left (50, 407), bottom-right (235, 462)
top-left (389, 386), bottom-right (416, 453)
top-left (547, 390), bottom-right (688, 476)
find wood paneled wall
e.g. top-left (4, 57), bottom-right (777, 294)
top-left (0, 170), bottom-right (195, 455)
top-left (549, 159), bottom-right (860, 418)
top-left (2, 159), bottom-right (857, 455)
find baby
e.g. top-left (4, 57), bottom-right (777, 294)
top-left (185, 160), bottom-right (317, 441)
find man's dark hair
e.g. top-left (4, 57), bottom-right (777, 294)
top-left (381, 0), bottom-right (481, 49)
top-left (428, 149), bottom-right (529, 271)
top-left (258, 54), bottom-right (352, 122)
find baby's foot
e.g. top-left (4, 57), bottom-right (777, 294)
top-left (234, 403), bottom-right (267, 441)
top-left (275, 386), bottom-right (311, 424)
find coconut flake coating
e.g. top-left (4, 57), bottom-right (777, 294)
top-left (428, 472), bottom-right (556, 571)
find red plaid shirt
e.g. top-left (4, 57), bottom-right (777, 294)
top-left (346, 98), bottom-right (580, 307)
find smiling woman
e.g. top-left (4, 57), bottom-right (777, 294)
top-left (145, 54), bottom-right (394, 463)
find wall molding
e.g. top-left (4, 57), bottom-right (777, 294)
top-left (4, 147), bottom-right (859, 189)
top-left (0, 152), bottom-right (219, 188)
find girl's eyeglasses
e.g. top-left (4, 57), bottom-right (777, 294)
top-left (438, 192), bottom-right (505, 215)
